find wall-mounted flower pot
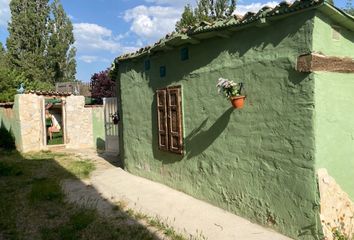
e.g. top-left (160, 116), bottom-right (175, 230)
top-left (230, 96), bottom-right (246, 109)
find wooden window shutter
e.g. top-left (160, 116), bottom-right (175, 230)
top-left (167, 87), bottom-right (183, 154)
top-left (156, 89), bottom-right (168, 151)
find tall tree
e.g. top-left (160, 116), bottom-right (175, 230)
top-left (47, 0), bottom-right (76, 83)
top-left (0, 42), bottom-right (6, 67)
top-left (65, 47), bottom-right (77, 82)
top-left (175, 5), bottom-right (198, 31)
top-left (344, 0), bottom-right (354, 15)
top-left (6, 0), bottom-right (76, 84)
top-left (176, 0), bottom-right (237, 31)
top-left (6, 0), bottom-right (50, 83)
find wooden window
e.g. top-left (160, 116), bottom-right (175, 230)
top-left (156, 86), bottom-right (183, 154)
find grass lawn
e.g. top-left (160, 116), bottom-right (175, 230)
top-left (0, 150), bottom-right (188, 240)
top-left (47, 130), bottom-right (64, 145)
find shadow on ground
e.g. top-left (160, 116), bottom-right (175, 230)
top-left (0, 149), bottom-right (166, 240)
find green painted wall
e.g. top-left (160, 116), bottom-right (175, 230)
top-left (314, 73), bottom-right (354, 201)
top-left (313, 13), bottom-right (354, 201)
top-left (92, 107), bottom-right (105, 150)
top-left (118, 11), bottom-right (322, 239)
top-left (313, 12), bottom-right (354, 57)
top-left (0, 95), bottom-right (22, 149)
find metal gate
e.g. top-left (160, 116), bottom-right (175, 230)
top-left (103, 98), bottom-right (119, 154)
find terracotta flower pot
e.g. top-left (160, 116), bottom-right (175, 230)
top-left (230, 96), bottom-right (246, 109)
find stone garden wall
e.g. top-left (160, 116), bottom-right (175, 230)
top-left (65, 96), bottom-right (94, 149)
top-left (17, 94), bottom-right (44, 152)
top-left (1, 94), bottom-right (105, 152)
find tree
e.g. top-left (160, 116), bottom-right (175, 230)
top-left (0, 42), bottom-right (6, 67)
top-left (176, 0), bottom-right (236, 31)
top-left (6, 0), bottom-right (50, 83)
top-left (6, 0), bottom-right (76, 84)
top-left (90, 69), bottom-right (116, 99)
top-left (0, 67), bottom-right (52, 102)
top-left (175, 5), bottom-right (198, 31)
top-left (344, 0), bottom-right (354, 15)
top-left (0, 42), bottom-right (4, 57)
top-left (65, 47), bottom-right (77, 82)
top-left (47, 0), bottom-right (76, 83)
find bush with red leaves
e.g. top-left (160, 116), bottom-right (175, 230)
top-left (90, 69), bottom-right (116, 99)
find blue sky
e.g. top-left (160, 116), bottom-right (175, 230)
top-left (0, 0), bottom-right (349, 82)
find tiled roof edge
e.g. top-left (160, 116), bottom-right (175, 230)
top-left (25, 90), bottom-right (73, 96)
top-left (115, 0), bottom-right (353, 62)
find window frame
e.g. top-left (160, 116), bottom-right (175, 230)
top-left (156, 85), bottom-right (183, 155)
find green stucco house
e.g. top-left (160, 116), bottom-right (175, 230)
top-left (114, 0), bottom-right (354, 239)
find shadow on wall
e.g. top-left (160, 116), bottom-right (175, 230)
top-left (139, 13), bottom-right (312, 91)
top-left (151, 97), bottom-right (234, 163)
top-left (184, 107), bottom-right (234, 159)
top-left (0, 120), bottom-right (15, 150)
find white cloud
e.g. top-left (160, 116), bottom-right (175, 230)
top-left (235, 1), bottom-right (279, 15)
top-left (73, 23), bottom-right (122, 53)
top-left (122, 1), bottom-right (281, 43)
top-left (73, 23), bottom-right (139, 60)
top-left (144, 0), bottom-right (194, 7)
top-left (79, 55), bottom-right (111, 63)
top-left (123, 5), bottom-right (181, 40)
top-left (0, 0), bottom-right (10, 27)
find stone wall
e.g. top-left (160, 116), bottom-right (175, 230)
top-left (1, 94), bottom-right (103, 152)
top-left (318, 169), bottom-right (354, 240)
top-left (17, 94), bottom-right (44, 152)
top-left (65, 96), bottom-right (94, 149)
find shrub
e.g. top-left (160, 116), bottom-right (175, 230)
top-left (90, 69), bottom-right (116, 100)
top-left (0, 67), bottom-right (54, 103)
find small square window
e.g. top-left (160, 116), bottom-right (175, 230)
top-left (181, 47), bottom-right (189, 61)
top-left (160, 66), bottom-right (166, 77)
top-left (144, 59), bottom-right (151, 71)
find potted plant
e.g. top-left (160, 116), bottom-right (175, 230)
top-left (216, 78), bottom-right (246, 109)
top-left (111, 112), bottom-right (120, 125)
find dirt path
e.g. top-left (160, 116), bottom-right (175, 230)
top-left (58, 148), bottom-right (292, 240)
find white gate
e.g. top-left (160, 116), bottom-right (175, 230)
top-left (103, 98), bottom-right (119, 154)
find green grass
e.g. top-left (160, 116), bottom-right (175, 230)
top-left (29, 178), bottom-right (63, 204)
top-left (67, 160), bottom-right (95, 179)
top-left (0, 150), bottom-right (184, 240)
top-left (0, 161), bottom-right (23, 176)
top-left (47, 130), bottom-right (64, 145)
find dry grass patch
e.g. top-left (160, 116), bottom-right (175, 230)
top-left (0, 150), bottom-right (174, 240)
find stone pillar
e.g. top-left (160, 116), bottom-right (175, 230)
top-left (17, 94), bottom-right (44, 152)
top-left (65, 96), bottom-right (94, 148)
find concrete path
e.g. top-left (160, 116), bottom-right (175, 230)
top-left (60, 148), bottom-right (292, 240)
